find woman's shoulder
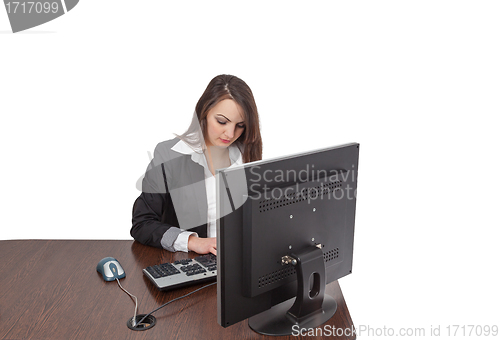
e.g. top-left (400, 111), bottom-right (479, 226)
top-left (150, 137), bottom-right (182, 164)
top-left (155, 137), bottom-right (181, 150)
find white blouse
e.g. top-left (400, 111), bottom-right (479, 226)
top-left (170, 139), bottom-right (243, 252)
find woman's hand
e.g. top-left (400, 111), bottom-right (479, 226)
top-left (187, 235), bottom-right (217, 255)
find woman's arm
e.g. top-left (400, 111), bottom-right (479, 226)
top-left (131, 140), bottom-right (212, 253)
top-left (131, 191), bottom-right (176, 248)
top-left (131, 145), bottom-right (185, 249)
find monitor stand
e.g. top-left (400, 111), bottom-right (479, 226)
top-left (248, 246), bottom-right (337, 336)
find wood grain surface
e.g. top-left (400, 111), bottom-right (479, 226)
top-left (0, 240), bottom-right (356, 339)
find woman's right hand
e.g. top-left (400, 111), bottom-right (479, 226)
top-left (187, 235), bottom-right (217, 255)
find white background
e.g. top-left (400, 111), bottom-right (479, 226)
top-left (1, 1), bottom-right (499, 338)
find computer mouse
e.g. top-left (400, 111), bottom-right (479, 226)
top-left (96, 257), bottom-right (126, 281)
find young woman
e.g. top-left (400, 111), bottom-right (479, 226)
top-left (131, 75), bottom-right (263, 255)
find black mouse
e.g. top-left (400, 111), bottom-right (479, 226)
top-left (96, 257), bottom-right (126, 281)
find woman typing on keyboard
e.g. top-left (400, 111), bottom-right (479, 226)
top-left (131, 75), bottom-right (263, 255)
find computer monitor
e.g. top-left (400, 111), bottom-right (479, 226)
top-left (216, 142), bottom-right (359, 335)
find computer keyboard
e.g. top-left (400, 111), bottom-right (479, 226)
top-left (143, 254), bottom-right (217, 291)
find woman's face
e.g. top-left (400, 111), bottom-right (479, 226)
top-left (205, 99), bottom-right (246, 148)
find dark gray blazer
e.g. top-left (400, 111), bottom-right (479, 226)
top-left (131, 138), bottom-right (209, 250)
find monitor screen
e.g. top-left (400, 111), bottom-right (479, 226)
top-left (216, 143), bottom-right (359, 335)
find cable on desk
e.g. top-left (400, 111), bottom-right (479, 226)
top-left (116, 277), bottom-right (138, 326)
top-left (136, 281), bottom-right (217, 326)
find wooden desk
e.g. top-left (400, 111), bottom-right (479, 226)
top-left (0, 240), bottom-right (356, 339)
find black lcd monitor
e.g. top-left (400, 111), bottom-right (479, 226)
top-left (216, 142), bottom-right (359, 336)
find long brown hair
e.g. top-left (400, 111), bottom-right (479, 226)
top-left (179, 75), bottom-right (263, 163)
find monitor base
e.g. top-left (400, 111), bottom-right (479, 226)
top-left (249, 246), bottom-right (337, 336)
top-left (249, 294), bottom-right (337, 336)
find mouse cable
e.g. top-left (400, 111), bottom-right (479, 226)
top-left (116, 277), bottom-right (138, 326)
top-left (136, 281), bottom-right (216, 326)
